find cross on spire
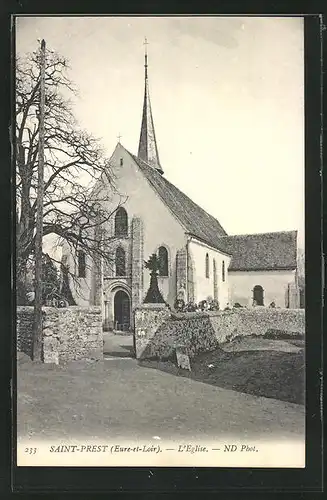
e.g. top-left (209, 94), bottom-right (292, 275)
top-left (143, 37), bottom-right (149, 78)
top-left (117, 133), bottom-right (122, 143)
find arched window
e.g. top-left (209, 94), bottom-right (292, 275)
top-left (114, 207), bottom-right (128, 237)
top-left (222, 260), bottom-right (225, 282)
top-left (115, 247), bottom-right (126, 277)
top-left (205, 253), bottom-right (210, 278)
top-left (77, 250), bottom-right (86, 278)
top-left (158, 246), bottom-right (169, 276)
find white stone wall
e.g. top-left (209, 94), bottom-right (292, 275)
top-left (61, 240), bottom-right (97, 307)
top-left (81, 144), bottom-right (187, 308)
top-left (188, 238), bottom-right (231, 308)
top-left (228, 269), bottom-right (297, 308)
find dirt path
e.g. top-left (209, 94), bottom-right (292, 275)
top-left (103, 333), bottom-right (134, 358)
top-left (17, 356), bottom-right (305, 442)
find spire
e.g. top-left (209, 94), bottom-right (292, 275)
top-left (137, 37), bottom-right (163, 175)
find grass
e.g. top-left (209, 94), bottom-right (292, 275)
top-left (139, 336), bottom-right (305, 405)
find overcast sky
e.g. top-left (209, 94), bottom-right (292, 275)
top-left (16, 16), bottom-right (304, 246)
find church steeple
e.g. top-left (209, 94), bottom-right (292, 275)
top-left (137, 38), bottom-right (163, 175)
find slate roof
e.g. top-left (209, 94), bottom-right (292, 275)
top-left (129, 152), bottom-right (228, 244)
top-left (217, 231), bottom-right (298, 271)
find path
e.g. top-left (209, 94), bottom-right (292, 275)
top-left (103, 332), bottom-right (134, 358)
top-left (17, 356), bottom-right (305, 442)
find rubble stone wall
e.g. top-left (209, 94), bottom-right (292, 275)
top-left (134, 306), bottom-right (305, 360)
top-left (17, 306), bottom-right (103, 363)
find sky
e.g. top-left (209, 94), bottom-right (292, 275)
top-left (16, 16), bottom-right (304, 247)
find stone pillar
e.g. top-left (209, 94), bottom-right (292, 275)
top-left (43, 308), bottom-right (60, 364)
top-left (91, 225), bottom-right (104, 307)
top-left (213, 259), bottom-right (218, 301)
top-left (131, 217), bottom-right (144, 311)
top-left (288, 283), bottom-right (300, 309)
top-left (92, 258), bottom-right (103, 307)
top-left (187, 245), bottom-right (196, 303)
top-left (134, 303), bottom-right (171, 359)
top-left (176, 247), bottom-right (187, 301)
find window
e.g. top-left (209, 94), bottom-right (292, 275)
top-left (205, 253), bottom-right (209, 278)
top-left (115, 207), bottom-right (128, 237)
top-left (77, 250), bottom-right (86, 278)
top-left (222, 260), bottom-right (225, 282)
top-left (158, 246), bottom-right (169, 276)
top-left (253, 285), bottom-right (264, 306)
top-left (115, 246), bottom-right (126, 277)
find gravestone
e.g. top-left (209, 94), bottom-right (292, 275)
top-left (43, 336), bottom-right (59, 365)
top-left (176, 345), bottom-right (191, 371)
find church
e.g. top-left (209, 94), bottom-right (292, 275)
top-left (62, 46), bottom-right (299, 332)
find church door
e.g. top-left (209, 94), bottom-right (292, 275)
top-left (253, 285), bottom-right (264, 306)
top-left (114, 290), bottom-right (131, 331)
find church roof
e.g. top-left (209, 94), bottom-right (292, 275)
top-left (123, 148), bottom-right (297, 272)
top-left (128, 152), bottom-right (228, 244)
top-left (217, 231), bottom-right (298, 271)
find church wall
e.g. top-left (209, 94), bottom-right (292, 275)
top-left (60, 144), bottom-right (188, 314)
top-left (188, 238), bottom-right (231, 309)
top-left (97, 144), bottom-right (187, 308)
top-left (228, 269), bottom-right (297, 308)
top-left (61, 240), bottom-right (95, 307)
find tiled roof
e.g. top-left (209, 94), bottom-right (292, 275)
top-left (129, 152), bottom-right (228, 244)
top-left (125, 148), bottom-right (297, 272)
top-left (217, 231), bottom-right (298, 271)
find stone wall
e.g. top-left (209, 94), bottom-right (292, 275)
top-left (134, 303), bottom-right (171, 359)
top-left (17, 306), bottom-right (103, 363)
top-left (208, 307), bottom-right (305, 344)
top-left (134, 305), bottom-right (305, 360)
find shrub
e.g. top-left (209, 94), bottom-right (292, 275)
top-left (184, 301), bottom-right (197, 312)
top-left (209, 299), bottom-right (220, 311)
top-left (198, 300), bottom-right (208, 311)
top-left (174, 297), bottom-right (185, 312)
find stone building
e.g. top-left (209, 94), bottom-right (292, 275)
top-left (62, 48), bottom-right (298, 331)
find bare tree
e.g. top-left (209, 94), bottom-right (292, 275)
top-left (16, 44), bottom-right (123, 298)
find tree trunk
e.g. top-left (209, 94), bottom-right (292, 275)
top-left (16, 253), bottom-right (30, 305)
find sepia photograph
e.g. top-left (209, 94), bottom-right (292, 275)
top-left (15, 15), bottom-right (305, 468)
